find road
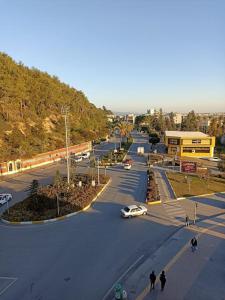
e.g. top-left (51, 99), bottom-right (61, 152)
top-left (0, 133), bottom-right (179, 300)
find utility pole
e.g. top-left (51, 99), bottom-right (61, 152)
top-left (56, 193), bottom-right (60, 216)
top-left (194, 202), bottom-right (198, 224)
top-left (97, 158), bottom-right (100, 185)
top-left (61, 106), bottom-right (70, 185)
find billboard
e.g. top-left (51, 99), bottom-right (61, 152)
top-left (181, 161), bottom-right (197, 173)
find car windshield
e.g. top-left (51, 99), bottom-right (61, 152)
top-left (124, 207), bottom-right (130, 212)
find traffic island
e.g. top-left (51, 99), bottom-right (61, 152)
top-left (100, 140), bottom-right (132, 166)
top-left (1, 174), bottom-right (110, 224)
top-left (145, 170), bottom-right (161, 205)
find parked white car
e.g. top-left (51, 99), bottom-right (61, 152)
top-left (81, 152), bottom-right (90, 159)
top-left (121, 205), bottom-right (147, 218)
top-left (74, 156), bottom-right (83, 162)
top-left (209, 157), bottom-right (221, 162)
top-left (124, 163), bottom-right (132, 170)
top-left (0, 193), bottom-right (12, 206)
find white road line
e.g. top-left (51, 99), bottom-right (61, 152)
top-left (102, 254), bottom-right (144, 300)
top-left (0, 277), bottom-right (18, 296)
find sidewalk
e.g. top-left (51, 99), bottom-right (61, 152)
top-left (121, 214), bottom-right (225, 300)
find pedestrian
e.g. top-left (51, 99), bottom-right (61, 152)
top-left (159, 270), bottom-right (166, 291)
top-left (149, 271), bottom-right (156, 290)
top-left (185, 215), bottom-right (190, 227)
top-left (191, 237), bottom-right (198, 252)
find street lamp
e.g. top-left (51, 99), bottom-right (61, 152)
top-left (97, 158), bottom-right (100, 185)
top-left (61, 106), bottom-right (70, 186)
top-left (194, 202), bottom-right (198, 224)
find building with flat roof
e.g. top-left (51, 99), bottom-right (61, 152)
top-left (165, 131), bottom-right (215, 158)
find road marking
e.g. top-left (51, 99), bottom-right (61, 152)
top-left (102, 254), bottom-right (144, 300)
top-left (0, 277), bottom-right (18, 296)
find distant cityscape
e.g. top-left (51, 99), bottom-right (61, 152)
top-left (108, 108), bottom-right (225, 132)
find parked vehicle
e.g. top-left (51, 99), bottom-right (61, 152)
top-left (209, 157), bottom-right (221, 162)
top-left (74, 156), bottom-right (83, 162)
top-left (120, 205), bottom-right (147, 218)
top-left (81, 152), bottom-right (90, 159)
top-left (0, 193), bottom-right (12, 206)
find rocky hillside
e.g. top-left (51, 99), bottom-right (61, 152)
top-left (0, 53), bottom-right (108, 161)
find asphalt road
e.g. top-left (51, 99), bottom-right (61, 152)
top-left (0, 133), bottom-right (177, 300)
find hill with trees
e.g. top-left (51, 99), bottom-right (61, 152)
top-left (0, 52), bottom-right (108, 161)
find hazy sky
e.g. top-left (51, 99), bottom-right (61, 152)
top-left (0, 0), bottom-right (225, 113)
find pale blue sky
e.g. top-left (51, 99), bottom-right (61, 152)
top-left (0, 0), bottom-right (225, 113)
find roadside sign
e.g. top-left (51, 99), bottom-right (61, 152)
top-left (181, 161), bottom-right (197, 173)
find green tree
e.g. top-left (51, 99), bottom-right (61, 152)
top-left (181, 110), bottom-right (198, 131)
top-left (26, 180), bottom-right (39, 197)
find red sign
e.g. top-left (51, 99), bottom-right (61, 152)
top-left (181, 161), bottom-right (197, 173)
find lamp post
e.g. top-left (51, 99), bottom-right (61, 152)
top-left (97, 158), bottom-right (100, 185)
top-left (61, 106), bottom-right (70, 185)
top-left (194, 202), bottom-right (198, 224)
top-left (56, 193), bottom-right (60, 216)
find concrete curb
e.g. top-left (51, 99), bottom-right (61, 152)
top-left (1, 179), bottom-right (111, 226)
top-left (176, 191), bottom-right (225, 201)
top-left (146, 200), bottom-right (162, 205)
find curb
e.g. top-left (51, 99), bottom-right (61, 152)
top-left (146, 200), bottom-right (162, 205)
top-left (176, 191), bottom-right (225, 201)
top-left (1, 179), bottom-right (111, 226)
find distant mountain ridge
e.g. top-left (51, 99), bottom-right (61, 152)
top-left (0, 52), bottom-right (108, 161)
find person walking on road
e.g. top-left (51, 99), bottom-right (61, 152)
top-left (149, 271), bottom-right (156, 290)
top-left (191, 237), bottom-right (198, 252)
top-left (159, 270), bottom-right (166, 291)
top-left (185, 215), bottom-right (190, 227)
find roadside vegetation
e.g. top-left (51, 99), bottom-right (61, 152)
top-left (166, 171), bottom-right (225, 198)
top-left (2, 173), bottom-right (110, 222)
top-left (146, 169), bottom-right (160, 203)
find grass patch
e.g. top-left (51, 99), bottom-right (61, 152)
top-left (166, 172), bottom-right (225, 197)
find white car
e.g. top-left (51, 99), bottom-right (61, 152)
top-left (121, 205), bottom-right (147, 218)
top-left (81, 152), bottom-right (90, 159)
top-left (209, 157), bottom-right (222, 162)
top-left (0, 194), bottom-right (12, 206)
top-left (124, 163), bottom-right (131, 170)
top-left (74, 156), bottom-right (83, 162)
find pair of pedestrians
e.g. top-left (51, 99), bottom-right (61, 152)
top-left (149, 270), bottom-right (166, 291)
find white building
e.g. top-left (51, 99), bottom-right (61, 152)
top-left (125, 114), bottom-right (136, 124)
top-left (173, 113), bottom-right (183, 124)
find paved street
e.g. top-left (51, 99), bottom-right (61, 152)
top-left (0, 133), bottom-right (178, 300)
top-left (1, 132), bottom-right (224, 300)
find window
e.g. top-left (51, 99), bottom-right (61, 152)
top-left (183, 147), bottom-right (210, 153)
top-left (192, 139), bottom-right (201, 144)
top-left (168, 138), bottom-right (179, 145)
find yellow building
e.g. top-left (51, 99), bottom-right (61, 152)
top-left (165, 131), bottom-right (215, 158)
